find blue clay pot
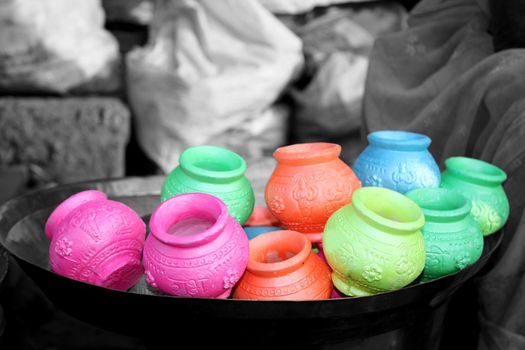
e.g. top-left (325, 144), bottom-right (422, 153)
top-left (243, 226), bottom-right (283, 240)
top-left (353, 130), bottom-right (440, 194)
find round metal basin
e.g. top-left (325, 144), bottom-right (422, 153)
top-left (0, 176), bottom-right (503, 349)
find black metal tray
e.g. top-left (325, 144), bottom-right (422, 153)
top-left (0, 176), bottom-right (503, 349)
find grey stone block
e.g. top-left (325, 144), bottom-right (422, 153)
top-left (0, 98), bottom-right (130, 184)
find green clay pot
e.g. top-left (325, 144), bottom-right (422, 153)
top-left (406, 188), bottom-right (484, 281)
top-left (161, 145), bottom-right (255, 225)
top-left (322, 187), bottom-right (425, 297)
top-left (440, 157), bottom-right (509, 236)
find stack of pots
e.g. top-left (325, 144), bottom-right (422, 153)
top-left (320, 130), bottom-right (507, 296)
top-left (44, 131), bottom-right (509, 300)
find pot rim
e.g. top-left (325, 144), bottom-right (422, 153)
top-left (149, 192), bottom-right (228, 247)
top-left (179, 145), bottom-right (247, 182)
top-left (368, 130), bottom-right (431, 151)
top-left (444, 157), bottom-right (507, 186)
top-left (273, 143), bottom-right (341, 165)
top-left (352, 187), bottom-right (425, 233)
top-left (406, 188), bottom-right (471, 222)
top-left (247, 230), bottom-right (311, 275)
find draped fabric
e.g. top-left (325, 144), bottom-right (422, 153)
top-left (363, 0), bottom-right (525, 348)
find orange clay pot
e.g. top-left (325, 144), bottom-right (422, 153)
top-left (233, 230), bottom-right (333, 300)
top-left (244, 207), bottom-right (282, 227)
top-left (265, 143), bottom-right (361, 242)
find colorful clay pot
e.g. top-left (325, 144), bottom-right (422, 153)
top-left (322, 187), bottom-right (426, 297)
top-left (440, 157), bottom-right (509, 236)
top-left (353, 130), bottom-right (440, 194)
top-left (316, 242), bottom-right (328, 265)
top-left (331, 287), bottom-right (345, 299)
top-left (406, 188), bottom-right (484, 281)
top-left (265, 143), bottom-right (361, 243)
top-left (45, 190), bottom-right (107, 240)
top-left (45, 190), bottom-right (146, 291)
top-left (143, 193), bottom-right (249, 298)
top-left (233, 230), bottom-right (332, 300)
top-left (161, 145), bottom-right (254, 225)
top-left (244, 207), bottom-right (281, 227)
top-left (243, 226), bottom-right (283, 240)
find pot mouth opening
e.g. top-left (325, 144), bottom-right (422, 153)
top-left (180, 145), bottom-right (246, 181)
top-left (406, 188), bottom-right (470, 222)
top-left (368, 130), bottom-right (431, 151)
top-left (167, 216), bottom-right (215, 237)
top-left (353, 187), bottom-right (424, 233)
top-left (273, 143), bottom-right (341, 165)
top-left (248, 230), bottom-right (311, 274)
top-left (150, 193), bottom-right (227, 247)
top-left (445, 157), bottom-right (507, 185)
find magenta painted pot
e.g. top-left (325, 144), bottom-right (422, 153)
top-left (331, 288), bottom-right (346, 299)
top-left (143, 193), bottom-right (249, 298)
top-left (46, 190), bottom-right (146, 291)
top-left (45, 190), bottom-right (107, 240)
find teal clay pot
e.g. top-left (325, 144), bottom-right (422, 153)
top-left (322, 187), bottom-right (425, 297)
top-left (406, 188), bottom-right (484, 281)
top-left (440, 157), bottom-right (509, 236)
top-left (161, 146), bottom-right (255, 225)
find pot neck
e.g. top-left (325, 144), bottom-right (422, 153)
top-left (150, 193), bottom-right (228, 247)
top-left (352, 187), bottom-right (424, 234)
top-left (444, 157), bottom-right (507, 187)
top-left (247, 230), bottom-right (311, 277)
top-left (273, 143), bottom-right (341, 166)
top-left (406, 188), bottom-right (471, 223)
top-left (179, 145), bottom-right (246, 183)
top-left (368, 130), bottom-right (431, 152)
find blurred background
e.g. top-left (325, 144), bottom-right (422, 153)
top-left (0, 0), bottom-right (420, 205)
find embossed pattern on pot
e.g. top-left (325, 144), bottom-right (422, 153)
top-left (323, 187), bottom-right (426, 297)
top-left (46, 190), bottom-right (146, 291)
top-left (233, 230), bottom-right (333, 300)
top-left (265, 143), bottom-right (361, 243)
top-left (161, 145), bottom-right (255, 225)
top-left (406, 188), bottom-right (484, 281)
top-left (353, 130), bottom-right (440, 194)
top-left (143, 193), bottom-right (249, 298)
top-left (440, 157), bottom-right (509, 236)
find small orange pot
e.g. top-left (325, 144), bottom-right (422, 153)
top-left (233, 230), bottom-right (333, 300)
top-left (265, 143), bottom-right (361, 242)
top-left (243, 207), bottom-right (282, 227)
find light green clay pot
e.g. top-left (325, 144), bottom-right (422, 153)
top-left (406, 188), bottom-right (484, 281)
top-left (322, 187), bottom-right (426, 297)
top-left (161, 145), bottom-right (255, 225)
top-left (440, 157), bottom-right (509, 236)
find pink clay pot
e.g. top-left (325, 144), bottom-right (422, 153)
top-left (46, 190), bottom-right (146, 291)
top-left (331, 287), bottom-right (346, 299)
top-left (143, 193), bottom-right (249, 298)
top-left (45, 190), bottom-right (107, 240)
